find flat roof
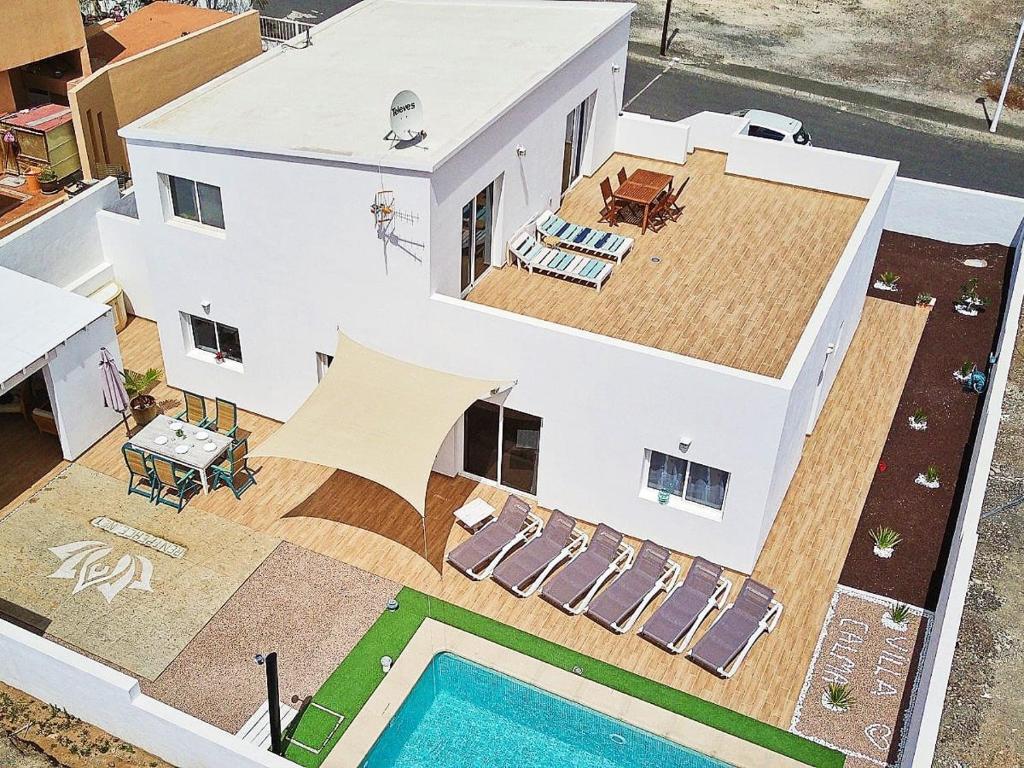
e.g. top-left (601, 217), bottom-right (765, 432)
top-left (86, 1), bottom-right (231, 67)
top-left (0, 267), bottom-right (109, 389)
top-left (121, 0), bottom-right (633, 171)
top-left (467, 151), bottom-right (868, 378)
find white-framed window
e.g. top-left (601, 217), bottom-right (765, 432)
top-left (642, 449), bottom-right (729, 518)
top-left (186, 313), bottom-right (242, 364)
top-left (166, 175), bottom-right (225, 229)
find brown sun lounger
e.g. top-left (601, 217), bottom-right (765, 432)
top-left (539, 524), bottom-right (633, 614)
top-left (638, 557), bottom-right (732, 654)
top-left (585, 540), bottom-right (681, 634)
top-left (492, 510), bottom-right (588, 597)
top-left (446, 495), bottom-right (542, 581)
top-left (687, 577), bottom-right (783, 678)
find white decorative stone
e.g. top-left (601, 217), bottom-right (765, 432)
top-left (873, 280), bottom-right (897, 292)
top-left (873, 545), bottom-right (894, 559)
top-left (882, 615), bottom-right (908, 632)
top-left (908, 417), bottom-right (927, 431)
top-left (820, 692), bottom-right (849, 713)
top-left (915, 474), bottom-right (940, 489)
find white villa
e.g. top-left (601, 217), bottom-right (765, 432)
top-left (15, 0), bottom-right (903, 573)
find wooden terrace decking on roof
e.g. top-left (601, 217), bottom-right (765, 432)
top-left (467, 150), bottom-right (868, 378)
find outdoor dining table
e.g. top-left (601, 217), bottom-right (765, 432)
top-left (130, 414), bottom-right (233, 494)
top-left (612, 169), bottom-right (674, 234)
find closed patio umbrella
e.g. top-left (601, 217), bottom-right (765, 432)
top-left (99, 346), bottom-right (130, 434)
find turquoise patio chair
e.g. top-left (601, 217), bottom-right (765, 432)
top-left (207, 397), bottom-right (238, 437)
top-left (122, 444), bottom-right (158, 502)
top-left (211, 438), bottom-right (256, 500)
top-left (151, 456), bottom-right (200, 512)
top-left (175, 390), bottom-right (209, 426)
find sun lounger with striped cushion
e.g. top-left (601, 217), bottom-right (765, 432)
top-left (509, 232), bottom-right (612, 292)
top-left (535, 210), bottom-right (633, 263)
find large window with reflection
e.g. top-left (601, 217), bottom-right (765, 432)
top-left (463, 400), bottom-right (541, 495)
top-left (460, 182), bottom-right (494, 293)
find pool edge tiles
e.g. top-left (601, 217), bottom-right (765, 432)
top-left (322, 619), bottom-right (810, 768)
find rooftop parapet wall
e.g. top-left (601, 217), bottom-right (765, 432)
top-left (0, 0), bottom-right (86, 71)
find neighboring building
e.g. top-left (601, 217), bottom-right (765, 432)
top-left (95, 0), bottom-right (897, 572)
top-left (0, 0), bottom-right (91, 113)
top-left (71, 2), bottom-right (263, 180)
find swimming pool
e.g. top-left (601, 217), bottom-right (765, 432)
top-left (360, 652), bottom-right (732, 767)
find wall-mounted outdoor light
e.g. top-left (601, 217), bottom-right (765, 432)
top-left (678, 437), bottom-right (692, 453)
top-left (200, 300), bottom-right (211, 314)
top-left (516, 145), bottom-right (527, 157)
top-left (612, 63), bottom-right (621, 73)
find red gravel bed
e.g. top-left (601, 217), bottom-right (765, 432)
top-left (837, 232), bottom-right (1011, 609)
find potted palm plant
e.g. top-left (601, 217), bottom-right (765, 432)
top-left (954, 278), bottom-right (990, 316)
top-left (883, 602), bottom-right (912, 632)
top-left (873, 271), bottom-right (900, 292)
top-left (821, 682), bottom-right (854, 713)
top-left (908, 408), bottom-right (928, 431)
top-left (122, 368), bottom-right (163, 427)
top-left (870, 526), bottom-right (902, 559)
top-left (38, 167), bottom-right (61, 195)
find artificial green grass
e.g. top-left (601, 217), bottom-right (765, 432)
top-left (284, 588), bottom-right (843, 768)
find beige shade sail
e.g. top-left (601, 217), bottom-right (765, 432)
top-left (249, 334), bottom-right (509, 515)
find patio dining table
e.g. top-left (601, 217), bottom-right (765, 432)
top-left (612, 169), bottom-right (674, 235)
top-left (130, 414), bottom-right (233, 494)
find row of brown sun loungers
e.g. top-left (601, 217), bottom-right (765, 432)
top-left (446, 495), bottom-right (783, 678)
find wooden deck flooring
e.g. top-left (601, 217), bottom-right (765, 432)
top-left (0, 297), bottom-right (926, 729)
top-left (468, 151), bottom-right (867, 378)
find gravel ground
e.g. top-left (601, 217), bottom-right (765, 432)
top-left (933, 325), bottom-right (1024, 767)
top-left (144, 541), bottom-right (400, 733)
top-left (629, 0), bottom-right (1024, 130)
top-left (0, 737), bottom-right (55, 768)
top-left (792, 588), bottom-right (929, 767)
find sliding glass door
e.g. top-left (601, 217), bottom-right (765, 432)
top-left (463, 401), bottom-right (542, 495)
top-left (561, 99), bottom-right (588, 196)
top-left (460, 182), bottom-right (494, 294)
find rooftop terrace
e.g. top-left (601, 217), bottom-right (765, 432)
top-left (468, 150), bottom-right (868, 378)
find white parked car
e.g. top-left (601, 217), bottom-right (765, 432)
top-left (732, 109), bottom-right (812, 145)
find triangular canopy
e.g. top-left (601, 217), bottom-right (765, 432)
top-left (250, 334), bottom-right (508, 515)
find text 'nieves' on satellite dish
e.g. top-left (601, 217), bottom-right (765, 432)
top-left (388, 90), bottom-right (426, 142)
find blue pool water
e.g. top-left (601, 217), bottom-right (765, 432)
top-left (360, 653), bottom-right (732, 768)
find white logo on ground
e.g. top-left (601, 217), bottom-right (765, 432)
top-left (48, 541), bottom-right (154, 604)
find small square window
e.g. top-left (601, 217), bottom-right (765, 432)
top-left (643, 449), bottom-right (730, 514)
top-left (190, 315), bottom-right (217, 353)
top-left (166, 175), bottom-right (224, 230)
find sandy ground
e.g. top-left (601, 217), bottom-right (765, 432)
top-left (933, 325), bottom-right (1024, 767)
top-left (791, 587), bottom-right (930, 767)
top-left (0, 465), bottom-right (277, 680)
top-left (630, 0), bottom-right (1024, 125)
top-left (0, 682), bottom-right (173, 768)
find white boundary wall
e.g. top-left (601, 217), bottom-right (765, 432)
top-left (0, 178), bottom-right (120, 295)
top-left (614, 112), bottom-right (689, 164)
top-left (0, 620), bottom-right (293, 768)
top-left (886, 184), bottom-right (1024, 767)
top-left (887, 177), bottom-right (1024, 246)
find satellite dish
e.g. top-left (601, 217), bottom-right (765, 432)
top-left (389, 90), bottom-right (424, 141)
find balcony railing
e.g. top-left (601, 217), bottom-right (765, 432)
top-left (259, 15), bottom-right (315, 46)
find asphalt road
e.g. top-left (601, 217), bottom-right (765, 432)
top-left (624, 58), bottom-right (1024, 198)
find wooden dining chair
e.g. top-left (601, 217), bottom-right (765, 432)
top-left (599, 177), bottom-right (618, 225)
top-left (176, 391), bottom-right (208, 426)
top-left (211, 438), bottom-right (256, 500)
top-left (208, 397), bottom-right (238, 437)
top-left (151, 456), bottom-right (200, 512)
top-left (122, 444), bottom-right (157, 502)
top-left (617, 167), bottom-right (628, 186)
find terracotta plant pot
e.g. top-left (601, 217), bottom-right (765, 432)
top-left (131, 395), bottom-right (160, 427)
top-left (23, 170), bottom-right (41, 194)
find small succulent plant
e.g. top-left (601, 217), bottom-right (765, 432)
top-left (887, 602), bottom-right (912, 626)
top-left (870, 526), bottom-right (902, 552)
top-left (823, 682), bottom-right (854, 712)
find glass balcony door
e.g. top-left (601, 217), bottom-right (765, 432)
top-left (561, 99), bottom-right (588, 197)
top-left (460, 182), bottom-right (494, 294)
top-left (462, 401), bottom-right (542, 495)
